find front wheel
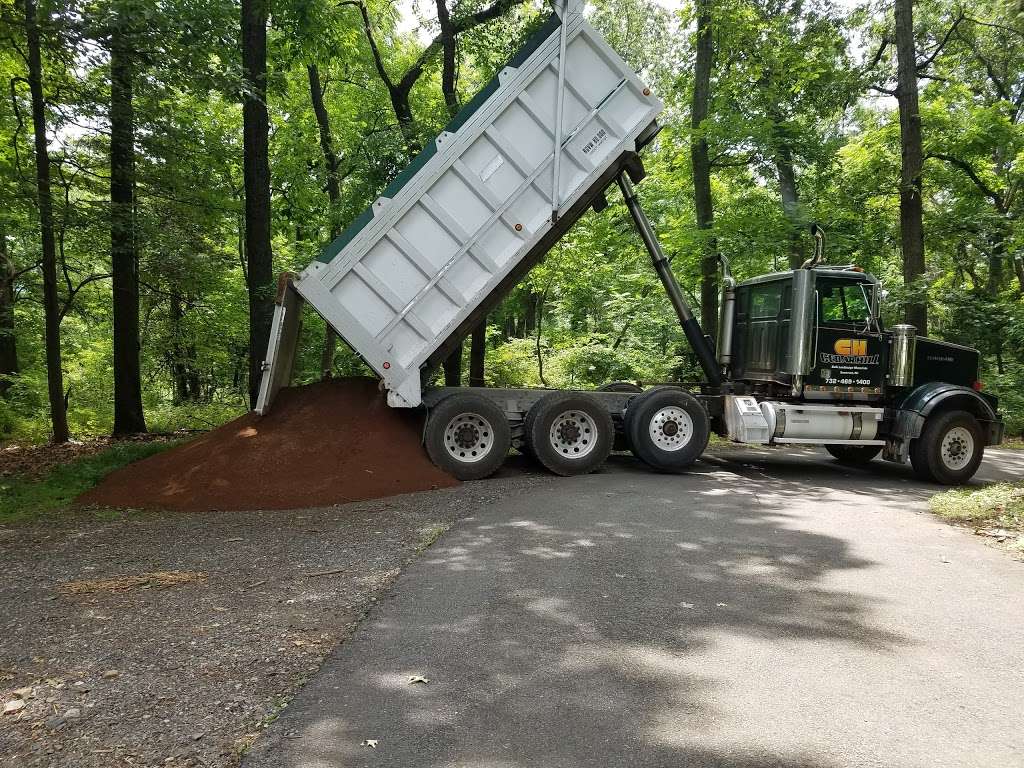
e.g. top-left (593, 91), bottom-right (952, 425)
top-left (909, 409), bottom-right (984, 485)
top-left (825, 444), bottom-right (882, 465)
top-left (625, 387), bottom-right (709, 473)
top-left (424, 393), bottom-right (511, 481)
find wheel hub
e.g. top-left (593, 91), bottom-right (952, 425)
top-left (649, 407), bottom-right (692, 452)
top-left (549, 410), bottom-right (597, 458)
top-left (443, 413), bottom-right (493, 464)
top-left (940, 426), bottom-right (974, 470)
top-left (454, 423), bottom-right (479, 449)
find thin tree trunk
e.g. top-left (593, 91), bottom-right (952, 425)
top-left (469, 321), bottom-right (485, 386)
top-left (1012, 253), bottom-right (1024, 294)
top-left (242, 0), bottom-right (274, 408)
top-left (691, 0), bottom-right (718, 338)
top-left (775, 143), bottom-right (804, 269)
top-left (169, 292), bottom-right (189, 404)
top-left (535, 292), bottom-right (546, 386)
top-left (0, 223), bottom-right (17, 398)
top-left (25, 0), bottom-right (68, 443)
top-left (307, 63), bottom-right (341, 378)
top-left (436, 0), bottom-right (459, 118)
top-left (443, 343), bottom-right (461, 386)
top-left (110, 20), bottom-right (146, 434)
top-left (894, 0), bottom-right (927, 333)
top-left (987, 231), bottom-right (1005, 296)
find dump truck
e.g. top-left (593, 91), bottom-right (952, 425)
top-left (256, 0), bottom-right (1004, 485)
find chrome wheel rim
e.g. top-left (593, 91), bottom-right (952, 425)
top-left (649, 407), bottom-right (693, 452)
top-left (940, 426), bottom-right (974, 471)
top-left (444, 413), bottom-right (494, 464)
top-left (548, 410), bottom-right (598, 459)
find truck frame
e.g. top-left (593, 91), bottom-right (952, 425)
top-left (256, 1), bottom-right (1004, 485)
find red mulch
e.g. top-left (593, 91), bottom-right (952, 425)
top-left (76, 378), bottom-right (458, 512)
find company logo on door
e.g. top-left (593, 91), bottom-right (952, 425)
top-left (819, 338), bottom-right (879, 365)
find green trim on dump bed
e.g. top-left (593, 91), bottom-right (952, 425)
top-left (314, 14), bottom-right (561, 265)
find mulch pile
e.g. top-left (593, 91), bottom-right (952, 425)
top-left (77, 378), bottom-right (458, 511)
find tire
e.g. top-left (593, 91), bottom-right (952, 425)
top-left (524, 392), bottom-right (614, 476)
top-left (909, 409), bottom-right (984, 485)
top-left (424, 393), bottom-right (511, 481)
top-left (825, 444), bottom-right (882, 465)
top-left (625, 387), bottom-right (709, 473)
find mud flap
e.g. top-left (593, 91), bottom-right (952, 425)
top-left (255, 273), bottom-right (304, 415)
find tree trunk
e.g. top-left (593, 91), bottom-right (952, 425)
top-left (0, 223), bottom-right (17, 398)
top-left (987, 231), bottom-right (1005, 296)
top-left (894, 0), bottom-right (927, 333)
top-left (469, 321), bottom-right (485, 386)
top-left (1012, 253), bottom-right (1024, 294)
top-left (25, 0), bottom-right (69, 443)
top-left (436, 0), bottom-right (459, 118)
top-left (443, 343), bottom-right (461, 386)
top-left (307, 63), bottom-right (341, 378)
top-left (169, 291), bottom-right (190, 405)
top-left (110, 21), bottom-right (146, 434)
top-left (242, 0), bottom-right (274, 409)
top-left (775, 143), bottom-right (804, 269)
top-left (691, 0), bottom-right (718, 338)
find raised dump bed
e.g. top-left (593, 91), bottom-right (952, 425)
top-left (256, 0), bottom-right (663, 414)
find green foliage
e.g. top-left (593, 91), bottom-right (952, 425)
top-left (0, 441), bottom-right (176, 522)
top-left (0, 0), bottom-right (1022, 444)
top-left (929, 482), bottom-right (1024, 551)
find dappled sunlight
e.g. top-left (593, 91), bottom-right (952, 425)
top-left (246, 457), bottom-right (918, 767)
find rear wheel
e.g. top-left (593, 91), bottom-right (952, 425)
top-left (424, 393), bottom-right (510, 481)
top-left (524, 392), bottom-right (614, 476)
top-left (625, 387), bottom-right (709, 473)
top-left (909, 409), bottom-right (984, 485)
top-left (825, 444), bottom-right (882, 464)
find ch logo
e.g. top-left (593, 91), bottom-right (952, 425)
top-left (834, 338), bottom-right (868, 356)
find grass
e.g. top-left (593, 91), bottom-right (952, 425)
top-left (0, 441), bottom-right (176, 523)
top-left (930, 482), bottom-right (1024, 552)
top-left (1000, 435), bottom-right (1024, 450)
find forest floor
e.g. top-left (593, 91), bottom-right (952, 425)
top-left (0, 461), bottom-right (546, 768)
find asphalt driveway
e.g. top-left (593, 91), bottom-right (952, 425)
top-left (244, 447), bottom-right (1024, 768)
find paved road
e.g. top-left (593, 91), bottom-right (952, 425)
top-left (245, 448), bottom-right (1024, 768)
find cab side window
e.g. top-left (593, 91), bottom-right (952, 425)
top-left (818, 279), bottom-right (869, 327)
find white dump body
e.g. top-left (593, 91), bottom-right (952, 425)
top-left (257, 2), bottom-right (662, 412)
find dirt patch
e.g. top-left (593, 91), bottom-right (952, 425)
top-left (77, 378), bottom-right (458, 512)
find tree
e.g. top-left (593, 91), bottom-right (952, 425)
top-left (241, 0), bottom-right (274, 408)
top-left (24, 0), bottom-right (69, 442)
top-left (306, 63), bottom-right (342, 378)
top-left (894, 0), bottom-right (927, 332)
top-left (0, 222), bottom-right (16, 397)
top-left (109, 6), bottom-right (146, 433)
top-left (690, 0), bottom-right (718, 337)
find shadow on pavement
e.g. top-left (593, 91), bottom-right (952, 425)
top-left (245, 457), bottom-right (911, 768)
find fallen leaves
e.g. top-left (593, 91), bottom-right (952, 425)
top-left (59, 570), bottom-right (207, 595)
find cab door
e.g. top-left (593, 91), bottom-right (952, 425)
top-left (805, 276), bottom-right (886, 395)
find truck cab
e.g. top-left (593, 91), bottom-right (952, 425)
top-left (718, 252), bottom-right (1004, 484)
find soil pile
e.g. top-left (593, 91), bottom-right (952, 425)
top-left (78, 378), bottom-right (458, 511)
